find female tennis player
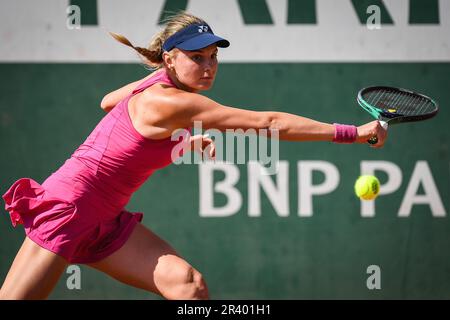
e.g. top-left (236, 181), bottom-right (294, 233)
top-left (0, 12), bottom-right (387, 300)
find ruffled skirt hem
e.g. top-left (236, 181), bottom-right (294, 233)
top-left (3, 178), bottom-right (143, 263)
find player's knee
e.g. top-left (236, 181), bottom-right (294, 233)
top-left (154, 255), bottom-right (209, 300)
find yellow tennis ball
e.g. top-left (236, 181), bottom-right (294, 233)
top-left (354, 175), bottom-right (380, 200)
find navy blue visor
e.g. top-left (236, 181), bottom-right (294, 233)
top-left (162, 23), bottom-right (230, 52)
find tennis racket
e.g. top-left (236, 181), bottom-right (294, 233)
top-left (357, 86), bottom-right (439, 144)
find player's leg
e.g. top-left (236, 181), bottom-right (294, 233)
top-left (0, 237), bottom-right (68, 299)
top-left (87, 223), bottom-right (209, 300)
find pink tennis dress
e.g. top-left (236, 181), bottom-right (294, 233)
top-left (2, 69), bottom-right (187, 263)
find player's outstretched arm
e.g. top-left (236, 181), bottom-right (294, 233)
top-left (165, 91), bottom-right (387, 146)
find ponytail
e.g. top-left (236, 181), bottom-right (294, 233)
top-left (110, 11), bottom-right (206, 69)
top-left (109, 32), bottom-right (164, 68)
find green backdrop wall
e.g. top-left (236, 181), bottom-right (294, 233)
top-left (1, 63), bottom-right (448, 299)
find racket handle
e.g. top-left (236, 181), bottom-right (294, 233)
top-left (367, 121), bottom-right (388, 145)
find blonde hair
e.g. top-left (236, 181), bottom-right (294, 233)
top-left (110, 11), bottom-right (206, 69)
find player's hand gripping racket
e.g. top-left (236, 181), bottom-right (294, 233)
top-left (357, 86), bottom-right (439, 144)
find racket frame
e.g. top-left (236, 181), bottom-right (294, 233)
top-left (357, 86), bottom-right (438, 144)
top-left (357, 86), bottom-right (439, 125)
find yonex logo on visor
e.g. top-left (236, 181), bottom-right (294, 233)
top-left (162, 23), bottom-right (230, 52)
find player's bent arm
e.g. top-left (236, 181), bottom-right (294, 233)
top-left (171, 92), bottom-right (336, 142)
top-left (100, 71), bottom-right (161, 112)
top-left (101, 80), bottom-right (140, 112)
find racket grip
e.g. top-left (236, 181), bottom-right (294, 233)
top-left (367, 120), bottom-right (389, 144)
top-left (379, 121), bottom-right (388, 130)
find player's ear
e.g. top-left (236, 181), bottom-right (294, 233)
top-left (162, 51), bottom-right (175, 70)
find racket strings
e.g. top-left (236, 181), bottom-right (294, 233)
top-left (363, 89), bottom-right (435, 116)
top-left (397, 93), bottom-right (416, 115)
top-left (366, 89), bottom-right (385, 106)
top-left (417, 98), bottom-right (435, 114)
top-left (390, 91), bottom-right (408, 112)
top-left (395, 93), bottom-right (434, 115)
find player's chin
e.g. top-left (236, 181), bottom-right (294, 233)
top-left (196, 79), bottom-right (215, 90)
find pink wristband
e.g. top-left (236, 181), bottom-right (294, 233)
top-left (333, 123), bottom-right (357, 143)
